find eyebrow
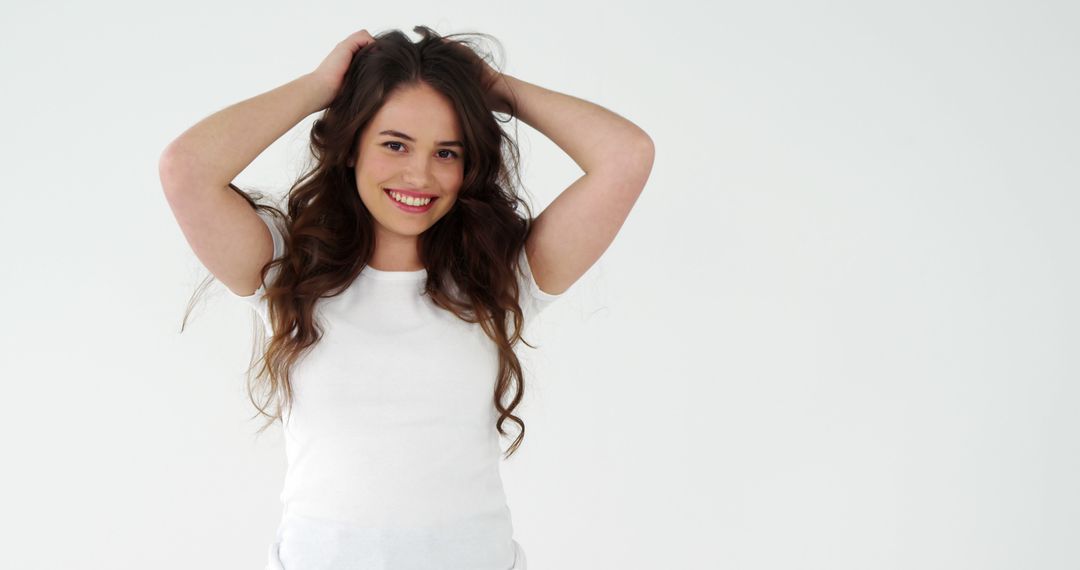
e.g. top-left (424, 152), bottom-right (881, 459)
top-left (378, 129), bottom-right (464, 148)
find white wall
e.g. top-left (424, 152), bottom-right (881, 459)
top-left (2, 0), bottom-right (1076, 568)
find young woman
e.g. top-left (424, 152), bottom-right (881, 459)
top-left (160, 26), bottom-right (654, 570)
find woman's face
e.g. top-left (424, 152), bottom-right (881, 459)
top-left (351, 82), bottom-right (465, 241)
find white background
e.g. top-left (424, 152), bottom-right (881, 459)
top-left (2, 1), bottom-right (1077, 568)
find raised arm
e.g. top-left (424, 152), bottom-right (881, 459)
top-left (158, 30), bottom-right (373, 296)
top-left (495, 74), bottom-right (655, 295)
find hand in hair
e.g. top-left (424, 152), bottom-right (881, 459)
top-left (440, 37), bottom-right (514, 115)
top-left (310, 29), bottom-right (378, 110)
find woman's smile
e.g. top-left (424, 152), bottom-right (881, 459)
top-left (384, 188), bottom-right (438, 213)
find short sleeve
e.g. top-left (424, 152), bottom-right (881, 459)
top-left (516, 247), bottom-right (565, 323)
top-left (227, 209), bottom-right (285, 335)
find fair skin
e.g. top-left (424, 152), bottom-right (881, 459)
top-left (348, 82), bottom-right (465, 271)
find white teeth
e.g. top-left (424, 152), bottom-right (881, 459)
top-left (389, 191), bottom-right (432, 207)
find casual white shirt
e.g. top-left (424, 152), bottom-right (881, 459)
top-left (230, 210), bottom-right (564, 570)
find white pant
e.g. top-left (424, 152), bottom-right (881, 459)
top-left (264, 512), bottom-right (527, 570)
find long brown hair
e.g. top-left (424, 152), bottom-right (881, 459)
top-left (180, 26), bottom-right (542, 459)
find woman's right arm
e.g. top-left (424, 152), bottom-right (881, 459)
top-left (157, 30), bottom-right (375, 297)
top-left (158, 73), bottom-right (332, 190)
top-left (159, 28), bottom-right (375, 187)
top-left (156, 74), bottom-right (332, 297)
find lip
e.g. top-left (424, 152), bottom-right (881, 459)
top-left (384, 188), bottom-right (437, 213)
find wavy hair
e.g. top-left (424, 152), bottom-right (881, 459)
top-left (180, 26), bottom-right (542, 459)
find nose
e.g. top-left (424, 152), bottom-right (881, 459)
top-left (401, 153), bottom-right (436, 189)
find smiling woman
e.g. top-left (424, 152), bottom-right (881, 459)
top-left (346, 82), bottom-right (468, 268)
top-left (160, 23), bottom-right (651, 570)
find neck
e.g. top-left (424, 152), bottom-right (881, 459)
top-left (369, 231), bottom-right (424, 271)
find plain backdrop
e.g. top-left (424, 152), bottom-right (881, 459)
top-left (2, 1), bottom-right (1077, 569)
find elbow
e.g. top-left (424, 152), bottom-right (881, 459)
top-left (637, 130), bottom-right (654, 153)
top-left (630, 134), bottom-right (655, 180)
top-left (588, 131), bottom-right (654, 179)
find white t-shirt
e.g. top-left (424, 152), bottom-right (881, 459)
top-left (229, 210), bottom-right (564, 570)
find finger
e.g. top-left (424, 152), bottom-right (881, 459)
top-left (344, 30), bottom-right (372, 44)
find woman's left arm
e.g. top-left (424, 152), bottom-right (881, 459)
top-left (496, 74), bottom-right (655, 296)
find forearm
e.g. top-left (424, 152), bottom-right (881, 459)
top-left (500, 74), bottom-right (653, 174)
top-left (159, 74), bottom-right (332, 189)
